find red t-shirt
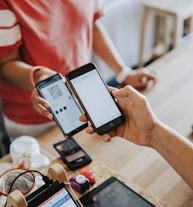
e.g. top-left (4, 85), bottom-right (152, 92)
top-left (0, 0), bottom-right (103, 124)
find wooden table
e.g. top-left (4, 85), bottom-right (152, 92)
top-left (1, 39), bottom-right (193, 206)
top-left (0, 130), bottom-right (163, 207)
top-left (38, 39), bottom-right (193, 206)
top-left (141, 38), bottom-right (193, 206)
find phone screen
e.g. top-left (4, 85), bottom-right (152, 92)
top-left (36, 74), bottom-right (88, 136)
top-left (80, 177), bottom-right (155, 207)
top-left (38, 188), bottom-right (78, 207)
top-left (66, 63), bottom-right (124, 135)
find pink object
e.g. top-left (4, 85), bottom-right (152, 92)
top-left (80, 166), bottom-right (96, 184)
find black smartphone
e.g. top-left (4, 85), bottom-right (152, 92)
top-left (36, 73), bottom-right (88, 137)
top-left (66, 63), bottom-right (125, 135)
top-left (53, 137), bottom-right (92, 170)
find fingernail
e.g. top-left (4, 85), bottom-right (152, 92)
top-left (47, 114), bottom-right (53, 120)
top-left (104, 135), bottom-right (110, 142)
top-left (43, 103), bottom-right (50, 109)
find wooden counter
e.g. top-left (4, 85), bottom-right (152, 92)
top-left (38, 39), bottom-right (193, 206)
top-left (39, 41), bottom-right (193, 207)
top-left (1, 39), bottom-right (193, 206)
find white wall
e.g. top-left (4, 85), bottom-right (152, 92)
top-left (93, 0), bottom-right (154, 82)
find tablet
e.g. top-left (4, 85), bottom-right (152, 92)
top-left (80, 177), bottom-right (155, 207)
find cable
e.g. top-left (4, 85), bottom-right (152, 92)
top-left (0, 168), bottom-right (35, 197)
top-left (1, 168), bottom-right (51, 207)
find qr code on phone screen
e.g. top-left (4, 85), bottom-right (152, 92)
top-left (48, 84), bottom-right (63, 99)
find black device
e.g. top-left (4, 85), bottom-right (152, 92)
top-left (80, 177), bottom-right (155, 207)
top-left (26, 180), bottom-right (81, 207)
top-left (66, 63), bottom-right (125, 135)
top-left (0, 98), bottom-right (13, 158)
top-left (53, 137), bottom-right (92, 170)
top-left (36, 73), bottom-right (88, 137)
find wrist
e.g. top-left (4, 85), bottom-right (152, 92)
top-left (30, 66), bottom-right (44, 87)
top-left (115, 66), bottom-right (132, 84)
top-left (150, 121), bottom-right (165, 150)
top-left (30, 66), bottom-right (56, 87)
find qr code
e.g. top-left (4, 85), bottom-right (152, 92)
top-left (48, 84), bottom-right (63, 99)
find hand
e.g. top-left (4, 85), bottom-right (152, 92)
top-left (80, 85), bottom-right (159, 147)
top-left (123, 68), bottom-right (157, 90)
top-left (31, 87), bottom-right (53, 120)
top-left (30, 67), bottom-right (56, 120)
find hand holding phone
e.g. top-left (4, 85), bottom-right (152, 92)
top-left (36, 73), bottom-right (88, 137)
top-left (66, 63), bottom-right (125, 135)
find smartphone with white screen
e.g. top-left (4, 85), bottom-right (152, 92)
top-left (66, 63), bottom-right (125, 135)
top-left (36, 74), bottom-right (88, 137)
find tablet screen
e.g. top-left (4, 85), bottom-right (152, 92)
top-left (38, 187), bottom-right (78, 207)
top-left (80, 177), bottom-right (155, 207)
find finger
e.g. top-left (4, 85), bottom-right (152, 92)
top-left (31, 88), bottom-right (49, 108)
top-left (79, 114), bottom-right (88, 122)
top-left (144, 69), bottom-right (158, 80)
top-left (38, 98), bottom-right (50, 109)
top-left (112, 85), bottom-right (136, 98)
top-left (141, 76), bottom-right (148, 84)
top-left (103, 134), bottom-right (112, 142)
top-left (108, 86), bottom-right (118, 93)
top-left (31, 90), bottom-right (53, 119)
top-left (86, 126), bottom-right (95, 134)
top-left (141, 74), bottom-right (157, 88)
top-left (36, 102), bottom-right (53, 120)
top-left (32, 96), bottom-right (50, 111)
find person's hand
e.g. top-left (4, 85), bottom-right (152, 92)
top-left (80, 85), bottom-right (159, 147)
top-left (30, 67), bottom-right (56, 120)
top-left (123, 68), bottom-right (157, 90)
top-left (31, 87), bottom-right (53, 120)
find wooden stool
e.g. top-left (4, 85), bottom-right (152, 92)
top-left (138, 0), bottom-right (193, 68)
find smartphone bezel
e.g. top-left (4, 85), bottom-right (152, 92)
top-left (66, 63), bottom-right (125, 135)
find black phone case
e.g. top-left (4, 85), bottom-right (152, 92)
top-left (53, 137), bottom-right (92, 170)
top-left (66, 62), bottom-right (125, 135)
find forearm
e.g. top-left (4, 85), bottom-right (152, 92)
top-left (92, 21), bottom-right (126, 74)
top-left (0, 60), bottom-right (55, 90)
top-left (0, 60), bottom-right (34, 90)
top-left (152, 122), bottom-right (193, 189)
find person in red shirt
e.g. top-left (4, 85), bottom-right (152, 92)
top-left (0, 0), bottom-right (156, 138)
